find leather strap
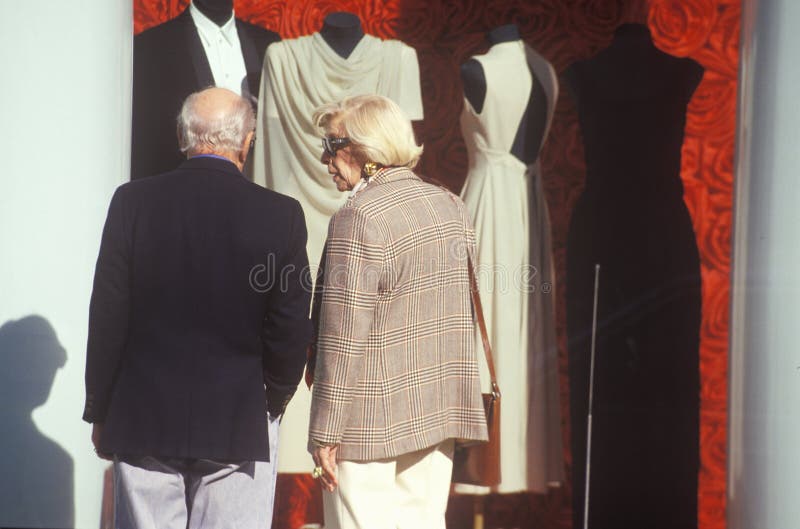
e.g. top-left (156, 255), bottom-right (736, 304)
top-left (467, 255), bottom-right (501, 399)
top-left (442, 186), bottom-right (501, 400)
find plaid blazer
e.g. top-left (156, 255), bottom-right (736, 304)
top-left (309, 167), bottom-right (488, 461)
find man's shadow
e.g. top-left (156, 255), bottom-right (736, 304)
top-left (0, 315), bottom-right (74, 528)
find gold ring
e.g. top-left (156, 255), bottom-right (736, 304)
top-left (312, 466), bottom-right (324, 479)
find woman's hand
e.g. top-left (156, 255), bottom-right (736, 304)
top-left (312, 444), bottom-right (339, 492)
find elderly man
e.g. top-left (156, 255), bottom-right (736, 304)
top-left (83, 87), bottom-right (311, 529)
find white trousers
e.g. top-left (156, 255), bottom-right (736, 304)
top-left (114, 415), bottom-right (280, 529)
top-left (323, 439), bottom-right (455, 529)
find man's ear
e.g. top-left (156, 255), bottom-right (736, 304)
top-left (240, 130), bottom-right (255, 164)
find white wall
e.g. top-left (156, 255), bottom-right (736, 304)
top-left (0, 1), bottom-right (131, 527)
top-left (728, 0), bottom-right (800, 528)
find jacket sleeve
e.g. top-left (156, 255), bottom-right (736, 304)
top-left (261, 199), bottom-right (313, 416)
top-left (83, 187), bottom-right (131, 423)
top-left (309, 206), bottom-right (384, 446)
top-left (304, 241), bottom-right (328, 388)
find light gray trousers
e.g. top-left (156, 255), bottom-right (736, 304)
top-left (114, 415), bottom-right (280, 529)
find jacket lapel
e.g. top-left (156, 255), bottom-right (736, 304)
top-left (236, 20), bottom-right (261, 101)
top-left (370, 166), bottom-right (419, 186)
top-left (180, 9), bottom-right (215, 90)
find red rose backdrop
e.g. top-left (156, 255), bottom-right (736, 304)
top-left (133, 1), bottom-right (736, 528)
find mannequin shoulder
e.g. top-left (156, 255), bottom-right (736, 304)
top-left (235, 18), bottom-right (281, 49)
top-left (460, 58), bottom-right (485, 84)
top-left (460, 58), bottom-right (486, 112)
top-left (134, 13), bottom-right (187, 50)
top-left (676, 56), bottom-right (705, 96)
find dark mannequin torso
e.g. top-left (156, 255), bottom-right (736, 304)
top-left (564, 22), bottom-right (704, 529)
top-left (564, 23), bottom-right (704, 197)
top-left (460, 24), bottom-right (547, 164)
top-left (193, 0), bottom-right (233, 26)
top-left (319, 12), bottom-right (364, 59)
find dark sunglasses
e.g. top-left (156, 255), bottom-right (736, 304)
top-left (322, 136), bottom-right (351, 157)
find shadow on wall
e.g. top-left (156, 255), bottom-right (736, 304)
top-left (0, 315), bottom-right (74, 529)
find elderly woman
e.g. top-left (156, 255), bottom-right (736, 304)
top-left (307, 94), bottom-right (488, 529)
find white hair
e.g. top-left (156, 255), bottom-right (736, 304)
top-left (312, 94), bottom-right (423, 168)
top-left (177, 89), bottom-right (255, 153)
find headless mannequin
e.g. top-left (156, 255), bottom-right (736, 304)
top-left (564, 21), bottom-right (703, 529)
top-left (460, 24), bottom-right (547, 164)
top-left (564, 23), bottom-right (704, 196)
top-left (319, 12), bottom-right (364, 59)
top-left (193, 0), bottom-right (233, 26)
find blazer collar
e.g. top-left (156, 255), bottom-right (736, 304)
top-left (178, 155), bottom-right (245, 177)
top-left (369, 166), bottom-right (419, 186)
top-left (235, 19), bottom-right (261, 100)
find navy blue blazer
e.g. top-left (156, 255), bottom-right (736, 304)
top-left (83, 156), bottom-right (312, 462)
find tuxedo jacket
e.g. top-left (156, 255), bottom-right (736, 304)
top-left (131, 10), bottom-right (280, 179)
top-left (309, 167), bottom-right (488, 461)
top-left (83, 156), bottom-right (311, 462)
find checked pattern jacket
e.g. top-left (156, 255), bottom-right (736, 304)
top-left (309, 166), bottom-right (488, 461)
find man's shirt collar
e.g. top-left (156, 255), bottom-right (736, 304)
top-left (189, 1), bottom-right (237, 47)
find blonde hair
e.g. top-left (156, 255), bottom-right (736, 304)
top-left (312, 94), bottom-right (423, 169)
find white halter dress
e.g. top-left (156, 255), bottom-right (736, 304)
top-left (459, 40), bottom-right (564, 493)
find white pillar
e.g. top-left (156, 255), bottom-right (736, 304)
top-left (728, 1), bottom-right (800, 528)
top-left (0, 2), bottom-right (131, 528)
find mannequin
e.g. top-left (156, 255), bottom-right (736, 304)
top-left (565, 22), bottom-right (703, 529)
top-left (458, 24), bottom-right (563, 495)
top-left (193, 0), bottom-right (232, 26)
top-left (461, 24), bottom-right (519, 113)
top-left (130, 1), bottom-right (279, 179)
top-left (319, 12), bottom-right (364, 59)
top-left (460, 24), bottom-right (546, 163)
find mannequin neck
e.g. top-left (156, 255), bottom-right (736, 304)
top-left (193, 0), bottom-right (233, 27)
top-left (488, 24), bottom-right (520, 45)
top-left (320, 12), bottom-right (364, 59)
top-left (614, 23), bottom-right (652, 40)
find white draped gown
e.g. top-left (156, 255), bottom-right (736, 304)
top-left (458, 40), bottom-right (564, 494)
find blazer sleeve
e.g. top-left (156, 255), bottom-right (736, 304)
top-left (83, 187), bottom-right (131, 423)
top-left (304, 241), bottom-right (328, 388)
top-left (309, 206), bottom-right (384, 446)
top-left (261, 199), bottom-right (313, 416)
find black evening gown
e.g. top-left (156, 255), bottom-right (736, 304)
top-left (565, 24), bottom-right (703, 529)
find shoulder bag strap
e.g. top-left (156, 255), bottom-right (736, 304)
top-left (441, 185), bottom-right (501, 400)
top-left (467, 255), bottom-right (501, 399)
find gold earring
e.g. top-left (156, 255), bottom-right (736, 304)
top-left (363, 162), bottom-right (380, 177)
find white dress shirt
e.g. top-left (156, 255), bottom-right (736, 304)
top-left (189, 2), bottom-right (247, 96)
top-left (348, 178), bottom-right (369, 198)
